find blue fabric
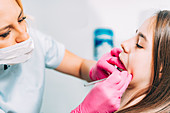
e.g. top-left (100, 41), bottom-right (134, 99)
top-left (0, 28), bottom-right (65, 113)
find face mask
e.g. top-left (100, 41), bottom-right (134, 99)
top-left (0, 37), bottom-right (34, 65)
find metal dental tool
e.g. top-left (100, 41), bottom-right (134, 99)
top-left (84, 78), bottom-right (107, 87)
top-left (84, 66), bottom-right (120, 87)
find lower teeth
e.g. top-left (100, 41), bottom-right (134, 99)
top-left (116, 66), bottom-right (123, 71)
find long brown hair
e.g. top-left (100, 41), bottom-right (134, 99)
top-left (116, 10), bottom-right (170, 113)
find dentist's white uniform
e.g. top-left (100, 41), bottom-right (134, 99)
top-left (0, 28), bottom-right (65, 113)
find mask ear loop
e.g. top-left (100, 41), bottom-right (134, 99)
top-left (25, 14), bottom-right (35, 32)
top-left (26, 22), bottom-right (29, 34)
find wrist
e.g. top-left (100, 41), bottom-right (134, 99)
top-left (89, 67), bottom-right (94, 81)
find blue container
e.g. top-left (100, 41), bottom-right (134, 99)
top-left (94, 28), bottom-right (114, 60)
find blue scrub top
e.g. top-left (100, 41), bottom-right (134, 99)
top-left (0, 28), bottom-right (65, 113)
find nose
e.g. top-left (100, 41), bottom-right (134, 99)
top-left (15, 25), bottom-right (29, 43)
top-left (121, 40), bottom-right (130, 53)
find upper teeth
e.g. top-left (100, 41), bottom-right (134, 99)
top-left (115, 66), bottom-right (123, 71)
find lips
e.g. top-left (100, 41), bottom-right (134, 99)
top-left (116, 61), bottom-right (126, 72)
top-left (117, 52), bottom-right (127, 71)
top-left (107, 53), bottom-right (127, 72)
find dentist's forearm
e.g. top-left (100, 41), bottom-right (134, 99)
top-left (79, 59), bottom-right (96, 82)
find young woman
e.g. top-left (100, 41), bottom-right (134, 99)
top-left (116, 10), bottom-right (170, 112)
top-left (72, 10), bottom-right (170, 112)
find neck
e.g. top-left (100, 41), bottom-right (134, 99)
top-left (119, 86), bottom-right (147, 110)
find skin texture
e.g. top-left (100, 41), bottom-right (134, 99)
top-left (119, 17), bottom-right (156, 109)
top-left (119, 17), bottom-right (155, 89)
top-left (0, 0), bottom-right (96, 81)
top-left (0, 0), bottom-right (28, 48)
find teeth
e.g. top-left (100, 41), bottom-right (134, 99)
top-left (115, 65), bottom-right (123, 71)
top-left (117, 67), bottom-right (123, 71)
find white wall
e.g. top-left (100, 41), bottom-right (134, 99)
top-left (22, 0), bottom-right (170, 113)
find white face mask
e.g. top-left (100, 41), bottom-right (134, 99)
top-left (0, 37), bottom-right (34, 65)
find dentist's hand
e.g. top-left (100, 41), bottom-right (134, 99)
top-left (89, 47), bottom-right (126, 81)
top-left (71, 68), bottom-right (132, 113)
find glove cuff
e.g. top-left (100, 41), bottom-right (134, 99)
top-left (70, 105), bottom-right (81, 113)
top-left (71, 104), bottom-right (89, 113)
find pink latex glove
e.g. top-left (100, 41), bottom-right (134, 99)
top-left (71, 68), bottom-right (132, 113)
top-left (89, 47), bottom-right (126, 81)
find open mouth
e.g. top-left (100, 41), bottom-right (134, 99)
top-left (117, 66), bottom-right (124, 72)
top-left (114, 57), bottom-right (126, 72)
top-left (107, 59), bottom-right (126, 72)
top-left (107, 52), bottom-right (127, 72)
top-left (117, 52), bottom-right (127, 72)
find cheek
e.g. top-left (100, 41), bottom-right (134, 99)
top-left (0, 36), bottom-right (16, 49)
top-left (0, 41), bottom-right (12, 49)
top-left (128, 53), bottom-right (152, 85)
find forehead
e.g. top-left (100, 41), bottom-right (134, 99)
top-left (0, 0), bottom-right (21, 26)
top-left (0, 0), bottom-right (20, 12)
top-left (138, 16), bottom-right (156, 42)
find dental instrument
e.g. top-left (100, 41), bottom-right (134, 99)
top-left (84, 65), bottom-right (123, 87)
top-left (84, 78), bottom-right (107, 87)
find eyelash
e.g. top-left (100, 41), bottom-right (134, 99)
top-left (136, 43), bottom-right (143, 48)
top-left (18, 16), bottom-right (26, 23)
top-left (0, 30), bottom-right (11, 38)
top-left (0, 17), bottom-right (26, 38)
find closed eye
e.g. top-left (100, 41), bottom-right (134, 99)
top-left (18, 16), bottom-right (26, 23)
top-left (0, 30), bottom-right (11, 38)
top-left (136, 43), bottom-right (143, 48)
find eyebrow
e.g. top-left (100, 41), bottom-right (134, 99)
top-left (136, 29), bottom-right (147, 41)
top-left (0, 10), bottom-right (23, 32)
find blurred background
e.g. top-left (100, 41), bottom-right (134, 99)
top-left (22, 0), bottom-right (170, 112)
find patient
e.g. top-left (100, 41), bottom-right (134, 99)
top-left (115, 10), bottom-right (170, 112)
top-left (71, 10), bottom-right (170, 113)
